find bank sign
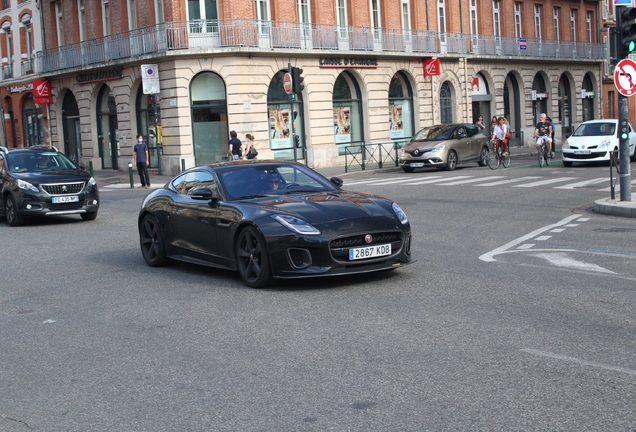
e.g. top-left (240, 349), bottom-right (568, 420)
top-left (33, 79), bottom-right (52, 104)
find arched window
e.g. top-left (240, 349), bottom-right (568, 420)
top-left (267, 70), bottom-right (305, 160)
top-left (136, 87), bottom-right (161, 147)
top-left (61, 91), bottom-right (82, 163)
top-left (190, 71), bottom-right (228, 165)
top-left (440, 82), bottom-right (452, 124)
top-left (582, 73), bottom-right (595, 122)
top-left (532, 74), bottom-right (549, 124)
top-left (333, 71), bottom-right (363, 154)
top-left (389, 71), bottom-right (414, 143)
top-left (96, 86), bottom-right (119, 169)
top-left (22, 94), bottom-right (44, 148)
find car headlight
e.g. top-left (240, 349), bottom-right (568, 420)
top-left (392, 202), bottom-right (408, 224)
top-left (17, 179), bottom-right (39, 192)
top-left (431, 144), bottom-right (446, 152)
top-left (562, 140), bottom-right (570, 149)
top-left (88, 177), bottom-right (97, 186)
top-left (598, 139), bottom-right (612, 149)
top-left (272, 215), bottom-right (321, 235)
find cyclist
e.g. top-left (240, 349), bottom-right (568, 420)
top-left (491, 116), bottom-right (509, 156)
top-left (533, 113), bottom-right (553, 157)
top-left (546, 116), bottom-right (556, 158)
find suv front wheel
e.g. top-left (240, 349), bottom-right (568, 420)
top-left (4, 194), bottom-right (24, 226)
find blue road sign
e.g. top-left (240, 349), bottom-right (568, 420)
top-left (615, 0), bottom-right (634, 6)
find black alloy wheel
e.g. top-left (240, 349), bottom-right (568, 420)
top-left (445, 150), bottom-right (457, 171)
top-left (5, 195), bottom-right (24, 226)
top-left (139, 214), bottom-right (173, 267)
top-left (235, 226), bottom-right (273, 288)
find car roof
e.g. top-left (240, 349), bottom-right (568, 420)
top-left (202, 159), bottom-right (304, 170)
top-left (579, 119), bottom-right (618, 124)
top-left (0, 145), bottom-right (60, 155)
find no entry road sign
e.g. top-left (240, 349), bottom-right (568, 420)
top-left (614, 58), bottom-right (636, 96)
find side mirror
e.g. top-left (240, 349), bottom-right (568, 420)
top-left (330, 176), bottom-right (344, 188)
top-left (190, 187), bottom-right (216, 201)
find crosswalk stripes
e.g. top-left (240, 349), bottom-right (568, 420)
top-left (597, 179), bottom-right (636, 192)
top-left (343, 174), bottom-right (636, 191)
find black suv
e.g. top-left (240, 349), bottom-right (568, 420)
top-left (0, 145), bottom-right (99, 226)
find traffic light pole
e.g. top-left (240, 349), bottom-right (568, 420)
top-left (618, 95), bottom-right (632, 201)
top-left (288, 62), bottom-right (298, 162)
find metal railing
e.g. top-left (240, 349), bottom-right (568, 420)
top-left (344, 139), bottom-right (410, 172)
top-left (20, 59), bottom-right (34, 75)
top-left (36, 19), bottom-right (606, 74)
top-left (2, 64), bottom-right (12, 79)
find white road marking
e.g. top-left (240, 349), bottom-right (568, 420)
top-left (406, 176), bottom-right (474, 185)
top-left (436, 176), bottom-right (507, 186)
top-left (532, 252), bottom-right (616, 274)
top-left (565, 224), bottom-right (579, 227)
top-left (521, 349), bottom-right (636, 376)
top-left (535, 235), bottom-right (551, 241)
top-left (479, 214), bottom-right (582, 262)
top-left (474, 176), bottom-right (542, 187)
top-left (344, 177), bottom-right (409, 186)
top-left (597, 179), bottom-right (636, 192)
top-left (578, 217), bottom-right (590, 221)
top-left (517, 244), bottom-right (535, 249)
top-left (550, 228), bottom-right (565, 233)
top-left (554, 177), bottom-right (607, 189)
top-left (513, 177), bottom-right (578, 187)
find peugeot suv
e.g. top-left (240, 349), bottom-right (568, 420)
top-left (0, 145), bottom-right (99, 226)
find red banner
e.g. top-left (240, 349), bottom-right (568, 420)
top-left (33, 79), bottom-right (52, 104)
top-left (423, 58), bottom-right (440, 76)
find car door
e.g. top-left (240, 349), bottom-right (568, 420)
top-left (466, 124), bottom-right (486, 158)
top-left (169, 170), bottom-right (219, 262)
top-left (453, 125), bottom-right (473, 161)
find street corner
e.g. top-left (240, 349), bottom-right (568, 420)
top-left (594, 197), bottom-right (636, 218)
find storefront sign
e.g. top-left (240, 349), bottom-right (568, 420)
top-left (423, 58), bottom-right (440, 76)
top-left (33, 79), bottom-right (52, 104)
top-left (389, 102), bottom-right (404, 139)
top-left (319, 58), bottom-right (378, 68)
top-left (531, 90), bottom-right (549, 100)
top-left (333, 106), bottom-right (351, 143)
top-left (10, 83), bottom-right (33, 93)
top-left (77, 67), bottom-right (123, 84)
top-left (269, 106), bottom-right (292, 149)
top-left (581, 89), bottom-right (595, 98)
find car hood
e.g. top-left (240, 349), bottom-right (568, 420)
top-left (402, 140), bottom-right (446, 151)
top-left (12, 170), bottom-right (91, 184)
top-left (248, 190), bottom-right (401, 225)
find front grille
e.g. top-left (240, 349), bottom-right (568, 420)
top-left (567, 152), bottom-right (606, 160)
top-left (41, 182), bottom-right (85, 195)
top-left (330, 232), bottom-right (404, 261)
top-left (47, 201), bottom-right (84, 211)
top-left (404, 148), bottom-right (432, 157)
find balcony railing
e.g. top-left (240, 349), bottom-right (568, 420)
top-left (2, 64), bottom-right (12, 79)
top-left (21, 58), bottom-right (34, 75)
top-left (36, 19), bottom-right (606, 74)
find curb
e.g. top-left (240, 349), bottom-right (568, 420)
top-left (594, 198), bottom-right (636, 218)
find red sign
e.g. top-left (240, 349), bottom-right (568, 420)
top-left (614, 59), bottom-right (636, 97)
top-left (423, 58), bottom-right (440, 76)
top-left (33, 79), bottom-right (52, 104)
top-left (283, 72), bottom-right (293, 95)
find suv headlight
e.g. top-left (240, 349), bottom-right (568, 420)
top-left (598, 139), bottom-right (612, 149)
top-left (88, 177), bottom-right (97, 186)
top-left (272, 215), bottom-right (320, 235)
top-left (17, 179), bottom-right (39, 192)
top-left (392, 202), bottom-right (408, 224)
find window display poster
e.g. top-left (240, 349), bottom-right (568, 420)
top-left (333, 106), bottom-right (351, 144)
top-left (389, 101), bottom-right (404, 139)
top-left (269, 107), bottom-right (291, 149)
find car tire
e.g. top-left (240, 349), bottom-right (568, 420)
top-left (478, 146), bottom-right (489, 166)
top-left (4, 194), bottom-right (24, 226)
top-left (235, 226), bottom-right (273, 288)
top-left (139, 214), bottom-right (173, 267)
top-left (401, 166), bottom-right (415, 173)
top-left (445, 150), bottom-right (457, 171)
top-left (562, 160), bottom-right (573, 167)
top-left (81, 211), bottom-right (98, 221)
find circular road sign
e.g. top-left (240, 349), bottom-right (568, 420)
top-left (283, 72), bottom-right (293, 95)
top-left (614, 58), bottom-right (636, 97)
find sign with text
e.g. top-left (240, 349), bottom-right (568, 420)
top-left (319, 58), bottom-right (378, 68)
top-left (141, 64), bottom-right (160, 94)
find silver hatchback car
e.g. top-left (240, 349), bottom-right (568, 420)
top-left (399, 124), bottom-right (490, 172)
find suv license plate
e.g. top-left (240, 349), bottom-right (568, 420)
top-left (349, 244), bottom-right (392, 260)
top-left (410, 163), bottom-right (424, 167)
top-left (52, 195), bottom-right (79, 204)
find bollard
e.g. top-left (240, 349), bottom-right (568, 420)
top-left (129, 162), bottom-right (134, 189)
top-left (181, 158), bottom-right (186, 172)
top-left (89, 160), bottom-right (94, 178)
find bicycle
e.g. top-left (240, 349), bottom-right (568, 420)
top-left (487, 139), bottom-right (511, 170)
top-left (535, 135), bottom-right (551, 167)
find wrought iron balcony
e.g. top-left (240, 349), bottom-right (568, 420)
top-left (21, 58), bottom-right (34, 75)
top-left (36, 19), bottom-right (606, 74)
top-left (2, 63), bottom-right (12, 79)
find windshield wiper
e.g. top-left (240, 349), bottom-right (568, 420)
top-left (236, 194), bottom-right (270, 200)
top-left (282, 188), bottom-right (322, 194)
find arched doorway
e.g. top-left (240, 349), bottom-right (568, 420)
top-left (3, 96), bottom-right (16, 147)
top-left (582, 73), bottom-right (595, 122)
top-left (136, 86), bottom-right (161, 167)
top-left (503, 73), bottom-right (521, 146)
top-left (267, 70), bottom-right (305, 161)
top-left (471, 72), bottom-right (492, 124)
top-left (440, 82), bottom-right (452, 124)
top-left (333, 71), bottom-right (363, 154)
top-left (389, 71), bottom-right (414, 143)
top-left (531, 74), bottom-right (549, 124)
top-left (558, 74), bottom-right (572, 137)
top-left (62, 91), bottom-right (81, 163)
top-left (22, 94), bottom-right (45, 147)
top-left (190, 71), bottom-right (227, 165)
top-left (96, 86), bottom-right (119, 169)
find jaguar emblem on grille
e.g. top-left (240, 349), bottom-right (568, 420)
top-left (365, 234), bottom-right (373, 244)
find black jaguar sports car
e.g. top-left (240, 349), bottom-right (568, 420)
top-left (138, 160), bottom-right (412, 288)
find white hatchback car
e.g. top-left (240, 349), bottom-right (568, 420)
top-left (561, 119), bottom-right (636, 167)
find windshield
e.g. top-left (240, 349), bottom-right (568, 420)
top-left (412, 125), bottom-right (456, 141)
top-left (572, 122), bottom-right (616, 137)
top-left (7, 150), bottom-right (78, 173)
top-left (217, 164), bottom-right (338, 200)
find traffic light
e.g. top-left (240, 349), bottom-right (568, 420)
top-left (619, 7), bottom-right (636, 58)
top-left (291, 67), bottom-right (305, 94)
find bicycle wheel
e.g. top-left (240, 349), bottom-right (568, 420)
top-left (545, 148), bottom-right (551, 166)
top-left (487, 148), bottom-right (499, 170)
top-left (502, 151), bottom-right (511, 168)
top-left (538, 146), bottom-right (545, 167)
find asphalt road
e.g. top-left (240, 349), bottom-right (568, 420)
top-left (1, 155), bottom-right (635, 431)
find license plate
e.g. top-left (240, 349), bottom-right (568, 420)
top-left (573, 150), bottom-right (591, 155)
top-left (52, 195), bottom-right (79, 204)
top-left (349, 243), bottom-right (392, 260)
top-left (410, 163), bottom-right (425, 167)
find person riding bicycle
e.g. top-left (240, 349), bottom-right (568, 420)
top-left (533, 113), bottom-right (553, 157)
top-left (491, 116), bottom-right (509, 156)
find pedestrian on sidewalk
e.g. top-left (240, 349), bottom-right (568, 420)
top-left (229, 131), bottom-right (242, 160)
top-left (244, 134), bottom-right (258, 159)
top-left (134, 134), bottom-right (151, 188)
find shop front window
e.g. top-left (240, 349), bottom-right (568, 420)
top-left (333, 71), bottom-right (363, 155)
top-left (267, 70), bottom-right (305, 160)
top-left (22, 94), bottom-right (45, 147)
top-left (389, 71), bottom-right (414, 144)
